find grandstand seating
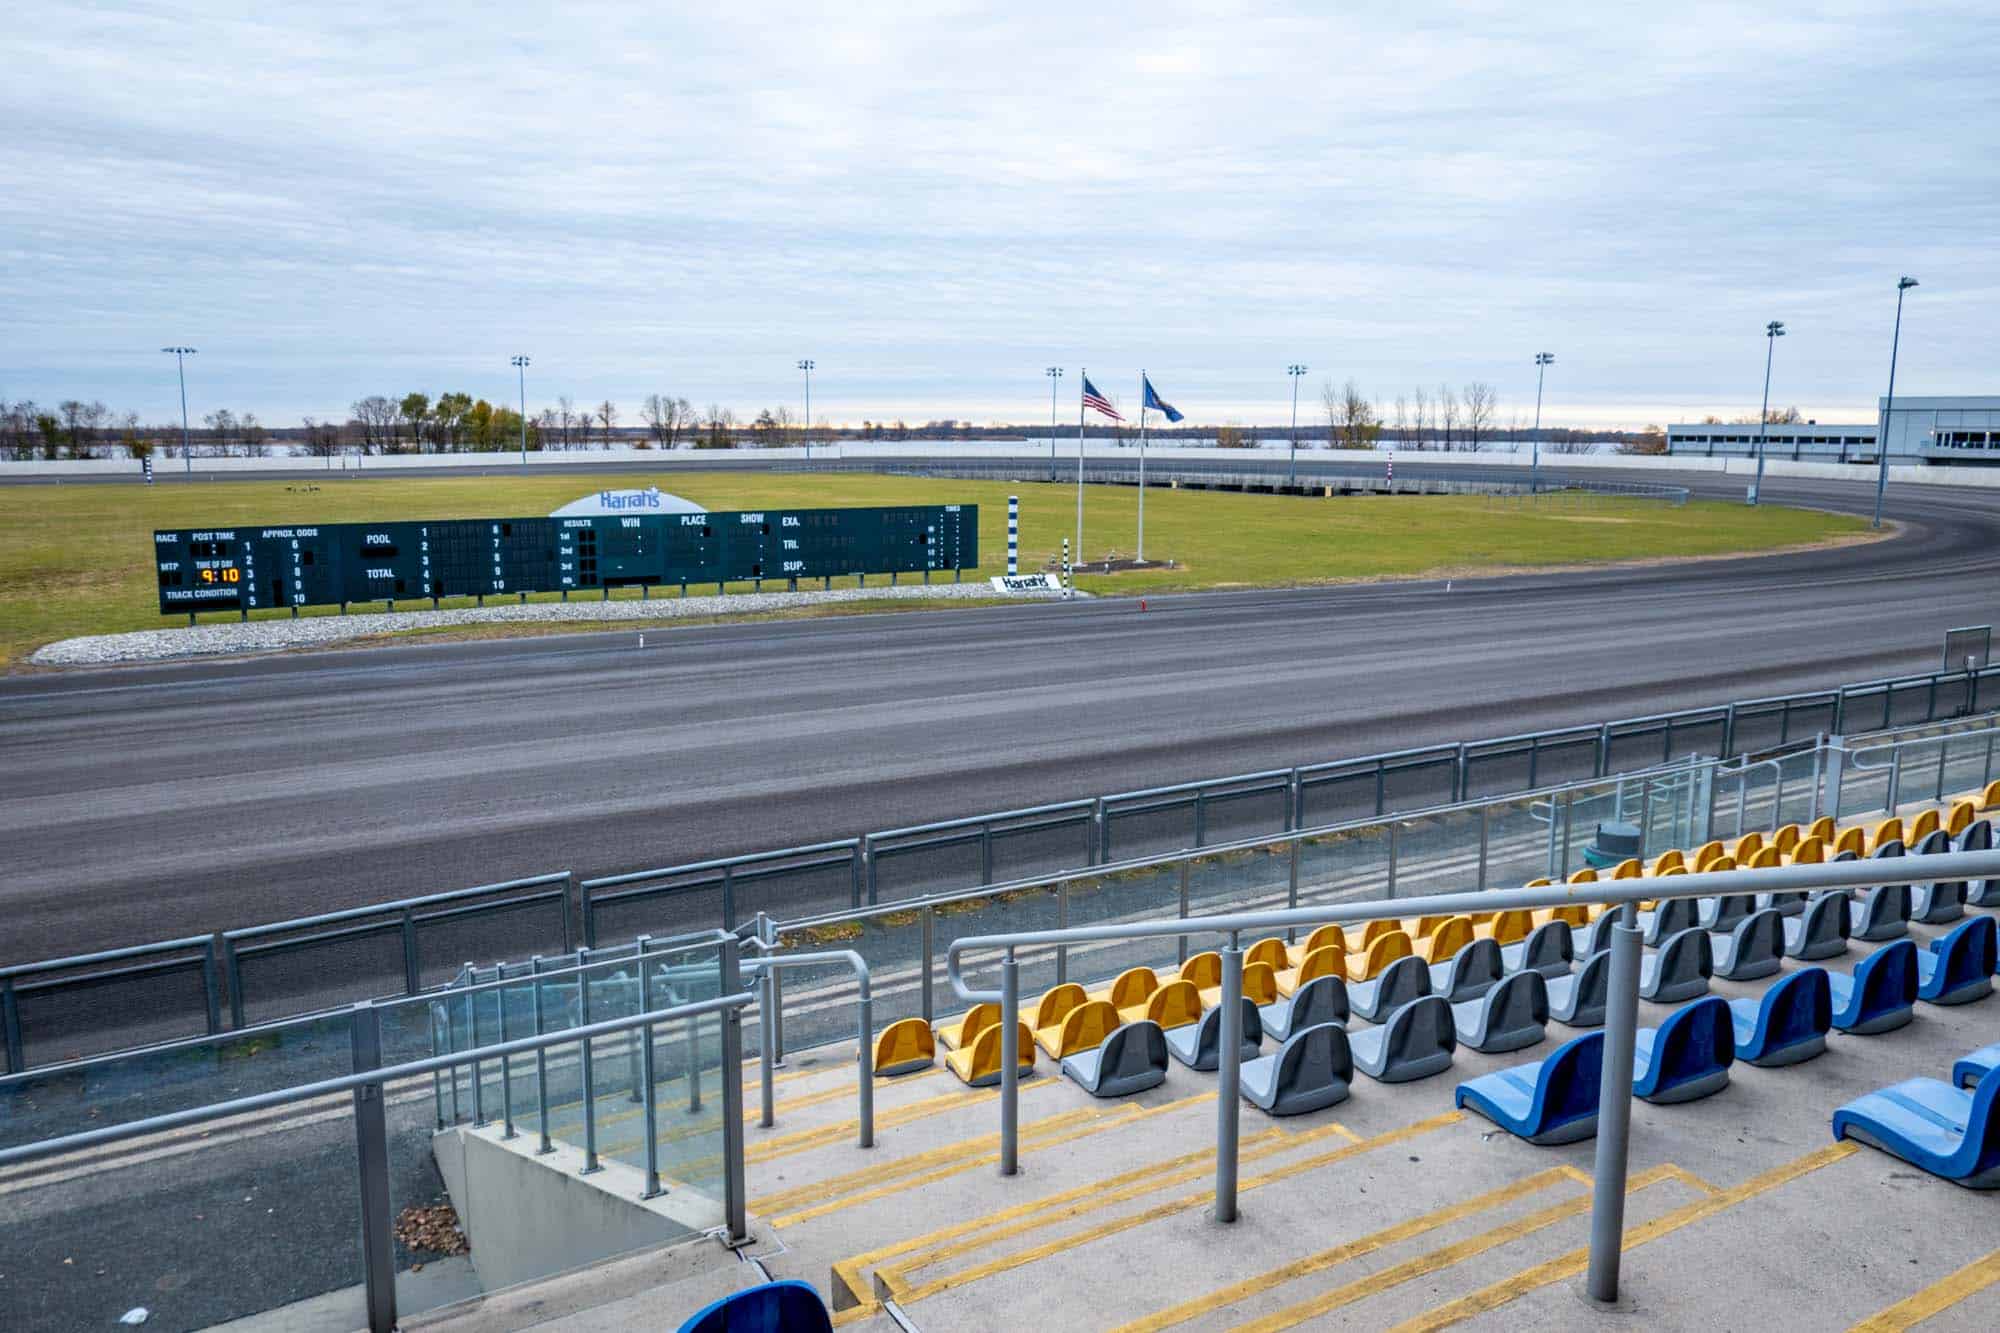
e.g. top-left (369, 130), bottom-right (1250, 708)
top-left (1500, 919), bottom-right (1574, 978)
top-left (1200, 961), bottom-right (1277, 1009)
top-left (1350, 955), bottom-right (1431, 1022)
top-left (1828, 940), bottom-right (1918, 1034)
top-left (1911, 829), bottom-right (1969, 923)
top-left (1697, 892), bottom-right (1756, 932)
top-left (1638, 928), bottom-right (1713, 1003)
top-left (936, 1002), bottom-right (998, 1051)
top-left (1239, 1023), bottom-right (1353, 1116)
top-left (1259, 974), bottom-right (1348, 1043)
top-left (1638, 897), bottom-right (1699, 946)
top-left (1455, 1030), bottom-right (1605, 1145)
top-left (1710, 908), bottom-right (1785, 981)
top-left (1915, 915), bottom-right (1996, 1006)
top-left (1847, 882), bottom-right (1912, 941)
top-left (944, 1020), bottom-right (1035, 1087)
top-left (1632, 996), bottom-right (1734, 1104)
top-left (1782, 892), bottom-right (1850, 960)
top-left (1728, 967), bottom-right (1831, 1067)
top-left (1140, 979), bottom-right (1204, 1030)
top-left (1179, 952), bottom-right (1220, 992)
top-left (1274, 944), bottom-right (1343, 998)
top-left (1450, 970), bottom-right (1549, 1054)
top-left (1345, 930), bottom-right (1413, 982)
top-left (1350, 995), bottom-right (1456, 1083)
top-left (1547, 949), bottom-right (1611, 1026)
top-left (1473, 910), bottom-right (1532, 945)
top-left (1429, 936), bottom-right (1503, 1003)
top-left (1061, 1020), bottom-right (1169, 1097)
top-left (873, 1017), bottom-right (935, 1076)
top-left (1087, 966), bottom-right (1158, 1015)
top-left (1032, 982), bottom-right (1087, 1033)
top-left (1284, 924), bottom-right (1346, 968)
top-left (1036, 998), bottom-right (1120, 1060)
top-left (1166, 997), bottom-right (1263, 1072)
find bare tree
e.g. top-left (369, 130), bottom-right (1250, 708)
top-left (1214, 421), bottom-right (1254, 449)
top-left (203, 408), bottom-right (238, 456)
top-left (1391, 395), bottom-right (1409, 449)
top-left (1437, 384), bottom-right (1459, 452)
top-left (641, 393), bottom-right (690, 449)
top-left (1321, 378), bottom-right (1380, 450)
top-left (350, 396), bottom-right (398, 454)
top-left (1461, 381), bottom-right (1497, 453)
top-left (596, 400), bottom-right (619, 446)
top-left (1410, 386), bottom-right (1430, 451)
top-left (697, 404), bottom-right (737, 449)
top-left (240, 412), bottom-right (268, 457)
top-left (300, 416), bottom-right (343, 457)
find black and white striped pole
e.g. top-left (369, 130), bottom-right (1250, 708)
top-left (1007, 495), bottom-right (1019, 576)
top-left (1061, 537), bottom-right (1071, 600)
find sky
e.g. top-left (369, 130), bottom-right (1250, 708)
top-left (3, 2), bottom-right (1995, 431)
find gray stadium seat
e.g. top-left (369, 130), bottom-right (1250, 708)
top-left (1711, 908), bottom-right (1784, 981)
top-left (1548, 948), bottom-right (1612, 1026)
top-left (1783, 892), bottom-right (1851, 961)
top-left (1258, 974), bottom-right (1347, 1044)
top-left (1698, 893), bottom-right (1757, 933)
top-left (1757, 890), bottom-right (1809, 917)
top-left (1060, 1020), bottom-right (1168, 1098)
top-left (1639, 927), bottom-right (1713, 1003)
top-left (1166, 998), bottom-right (1263, 1072)
top-left (1847, 883), bottom-right (1912, 942)
top-left (1962, 819), bottom-right (2000, 905)
top-left (1239, 1023), bottom-right (1353, 1116)
top-left (1350, 995), bottom-right (1457, 1083)
top-left (1500, 920), bottom-right (1574, 979)
top-left (1910, 830), bottom-right (1968, 924)
top-left (1450, 970), bottom-right (1550, 1054)
top-left (1350, 954), bottom-right (1431, 1022)
top-left (1429, 937), bottom-right (1504, 1003)
top-left (1637, 897), bottom-right (1699, 947)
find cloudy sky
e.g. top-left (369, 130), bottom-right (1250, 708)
top-left (3, 2), bottom-right (1994, 429)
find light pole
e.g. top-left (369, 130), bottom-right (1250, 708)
top-left (161, 347), bottom-right (196, 474)
top-left (1874, 277), bottom-right (1918, 530)
top-left (1046, 366), bottom-right (1063, 482)
top-left (797, 359), bottom-right (814, 461)
top-left (1286, 364), bottom-right (1307, 488)
top-left (510, 355), bottom-right (531, 467)
top-left (1530, 352), bottom-right (1554, 494)
top-left (1750, 321), bottom-right (1784, 505)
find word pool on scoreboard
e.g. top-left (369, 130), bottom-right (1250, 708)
top-left (153, 504), bottom-right (977, 615)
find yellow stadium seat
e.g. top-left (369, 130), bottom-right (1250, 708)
top-left (1690, 842), bottom-right (1727, 872)
top-left (1706, 855), bottom-right (1738, 872)
top-left (1400, 914), bottom-right (1452, 941)
top-left (1747, 845), bottom-right (1780, 869)
top-left (874, 1018), bottom-right (936, 1077)
top-left (1286, 924), bottom-right (1348, 968)
top-left (1345, 930), bottom-right (1412, 982)
top-left (1787, 836), bottom-right (1825, 866)
top-left (1805, 815), bottom-right (1836, 842)
top-left (1650, 849), bottom-right (1685, 876)
top-left (1136, 980), bottom-right (1202, 1030)
top-left (1730, 832), bottom-right (1764, 864)
top-left (1568, 867), bottom-right (1600, 884)
top-left (1532, 904), bottom-right (1593, 929)
top-left (1907, 808), bottom-right (1940, 842)
top-left (1356, 919), bottom-right (1403, 949)
top-left (1037, 998), bottom-right (1119, 1059)
top-left (1245, 937), bottom-right (1289, 972)
top-left (1474, 909), bottom-right (1532, 946)
top-left (945, 1020), bottom-right (1035, 1087)
top-left (1179, 951), bottom-right (1221, 991)
top-left (1086, 966), bottom-right (1158, 1014)
top-left (1771, 824), bottom-right (1801, 856)
top-left (1831, 826), bottom-right (1866, 858)
top-left (1032, 983), bottom-right (1087, 1033)
top-left (935, 1002), bottom-right (998, 1052)
top-left (1198, 960), bottom-right (1279, 1009)
top-left (1522, 878), bottom-right (1552, 889)
top-left (1611, 860), bottom-right (1643, 880)
top-left (1947, 800), bottom-right (1975, 837)
top-left (1979, 780), bottom-right (2000, 811)
top-left (1275, 944), bottom-right (1345, 998)
top-left (1417, 915), bottom-right (1474, 965)
top-left (1869, 817), bottom-right (1905, 851)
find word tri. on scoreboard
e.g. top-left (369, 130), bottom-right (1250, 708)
top-left (151, 504), bottom-right (978, 616)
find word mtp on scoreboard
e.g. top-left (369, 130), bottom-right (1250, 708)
top-left (153, 504), bottom-right (978, 616)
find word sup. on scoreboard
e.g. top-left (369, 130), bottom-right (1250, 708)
top-left (153, 505), bottom-right (978, 616)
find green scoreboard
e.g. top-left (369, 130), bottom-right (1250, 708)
top-left (153, 504), bottom-right (978, 616)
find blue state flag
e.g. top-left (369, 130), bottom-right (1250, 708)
top-left (1142, 375), bottom-right (1184, 423)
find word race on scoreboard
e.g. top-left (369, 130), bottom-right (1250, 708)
top-left (153, 504), bottom-right (978, 616)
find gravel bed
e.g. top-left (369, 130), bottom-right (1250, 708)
top-left (32, 582), bottom-right (1079, 666)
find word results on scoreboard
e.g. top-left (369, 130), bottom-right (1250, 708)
top-left (153, 504), bottom-right (978, 616)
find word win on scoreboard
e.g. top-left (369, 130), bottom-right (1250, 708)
top-left (153, 505), bottom-right (978, 616)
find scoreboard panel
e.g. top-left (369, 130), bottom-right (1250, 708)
top-left (153, 504), bottom-right (977, 616)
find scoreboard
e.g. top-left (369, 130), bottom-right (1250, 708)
top-left (153, 504), bottom-right (978, 616)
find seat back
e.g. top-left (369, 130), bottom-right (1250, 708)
top-left (1647, 927), bottom-right (1715, 1001)
top-left (1870, 838), bottom-right (1906, 861)
top-left (1146, 980), bottom-right (1204, 1030)
top-left (1611, 859), bottom-right (1643, 880)
top-left (1294, 945), bottom-right (1346, 986)
top-left (1404, 914), bottom-right (1451, 940)
top-left (1535, 1030), bottom-right (1606, 1128)
top-left (1568, 867), bottom-right (1599, 884)
top-left (1981, 779), bottom-right (2000, 810)
top-left (1790, 836), bottom-right (1826, 865)
top-left (1058, 1000), bottom-right (1121, 1057)
top-left (950, 1002), bottom-right (1000, 1047)
top-left (1792, 891), bottom-right (1850, 956)
top-left (963, 1020), bottom-right (1036, 1082)
top-left (1648, 996), bottom-right (1734, 1093)
top-left (1357, 919), bottom-right (1403, 949)
top-left (1356, 929), bottom-right (1414, 977)
top-left (1033, 983), bottom-right (1087, 1031)
top-left (1651, 849), bottom-right (1685, 875)
top-left (1832, 826), bottom-right (1865, 858)
top-left (1242, 961), bottom-right (1279, 1005)
top-left (1957, 817), bottom-right (1994, 853)
top-left (1245, 937), bottom-right (1289, 972)
top-left (1191, 996), bottom-right (1265, 1067)
top-left (1912, 827), bottom-right (1951, 858)
top-left (1746, 846), bottom-right (1781, 870)
top-left (1756, 967), bottom-right (1832, 1053)
top-left (1424, 916), bottom-right (1474, 964)
top-left (1276, 1022), bottom-right (1354, 1093)
top-left (1299, 923), bottom-right (1347, 957)
top-left (1555, 948), bottom-right (1612, 1022)
top-left (1853, 939), bottom-right (1921, 1021)
top-left (1538, 904), bottom-right (1592, 929)
top-left (1908, 808), bottom-right (1941, 842)
top-left (1946, 800), bottom-right (1975, 837)
top-left (1934, 916), bottom-right (1999, 992)
top-left (1385, 994), bottom-right (1457, 1065)
top-left (1730, 832), bottom-right (1764, 864)
top-left (1357, 954), bottom-right (1432, 1018)
top-left (1771, 824), bottom-right (1801, 855)
top-left (1484, 909), bottom-right (1532, 946)
top-left (1688, 840), bottom-right (1724, 871)
top-left (1646, 896), bottom-right (1699, 942)
top-left (680, 1280), bottom-right (833, 1333)
top-left (1180, 951), bottom-right (1221, 990)
top-left (1517, 920), bottom-right (1574, 976)
top-left (1107, 967), bottom-right (1159, 1010)
top-left (1443, 936), bottom-right (1505, 997)
top-left (1484, 969), bottom-right (1550, 1032)
top-left (1287, 974), bottom-right (1350, 1033)
top-left (1871, 817), bottom-right (1906, 849)
top-left (874, 1017), bottom-right (937, 1076)
top-left (1706, 893), bottom-right (1757, 931)
top-left (1091, 1020), bottom-right (1169, 1089)
top-left (1806, 815), bottom-right (1836, 843)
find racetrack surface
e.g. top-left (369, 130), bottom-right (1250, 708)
top-left (3, 463), bottom-right (1996, 966)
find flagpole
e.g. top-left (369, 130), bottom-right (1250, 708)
top-left (1136, 370), bottom-right (1147, 564)
top-left (1076, 368), bottom-right (1087, 574)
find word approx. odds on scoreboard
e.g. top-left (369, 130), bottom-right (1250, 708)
top-left (152, 504), bottom-right (978, 616)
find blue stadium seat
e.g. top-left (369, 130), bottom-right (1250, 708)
top-left (1450, 970), bottom-right (1550, 1054)
top-left (1782, 892), bottom-right (1850, 961)
top-left (1429, 937), bottom-right (1504, 1003)
top-left (1917, 916), bottom-right (1997, 1006)
top-left (1061, 1020), bottom-right (1169, 1097)
top-left (679, 1279), bottom-right (833, 1333)
top-left (1828, 939), bottom-right (1919, 1035)
top-left (1955, 1042), bottom-right (2000, 1090)
top-left (1500, 920), bottom-right (1574, 979)
top-left (1239, 1022), bottom-right (1353, 1116)
top-left (1832, 1073), bottom-right (2000, 1188)
top-left (1846, 882), bottom-right (1911, 942)
top-left (1639, 927), bottom-right (1713, 1003)
top-left (1548, 949), bottom-right (1611, 1027)
top-left (1710, 908), bottom-right (1785, 981)
top-left (1258, 974), bottom-right (1347, 1044)
top-left (1727, 967), bottom-right (1831, 1067)
top-left (1698, 892), bottom-right (1757, 933)
top-left (1349, 954), bottom-right (1431, 1022)
top-left (1637, 897), bottom-right (1699, 947)
top-left (1350, 994), bottom-right (1457, 1083)
top-left (1167, 997), bottom-right (1263, 1072)
top-left (1455, 1031), bottom-right (1605, 1145)
top-left (1632, 996), bottom-right (1734, 1104)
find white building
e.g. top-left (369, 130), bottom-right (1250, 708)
top-left (1668, 394), bottom-right (2000, 464)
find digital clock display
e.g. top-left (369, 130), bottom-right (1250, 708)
top-left (198, 567), bottom-right (242, 584)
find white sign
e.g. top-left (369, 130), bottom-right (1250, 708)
top-left (548, 487), bottom-right (707, 517)
top-left (989, 573), bottom-right (1061, 594)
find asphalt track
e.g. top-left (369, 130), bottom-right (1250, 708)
top-left (4, 462), bottom-right (1998, 967)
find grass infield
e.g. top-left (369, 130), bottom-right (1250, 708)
top-left (0, 470), bottom-right (1869, 666)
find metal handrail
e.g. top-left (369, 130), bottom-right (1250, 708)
top-left (743, 948), bottom-right (874, 1148)
top-left (944, 847), bottom-right (2000, 1305)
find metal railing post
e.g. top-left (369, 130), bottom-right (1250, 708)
top-left (721, 866), bottom-right (736, 930)
top-left (922, 905), bottom-right (936, 1024)
top-left (1215, 935), bottom-right (1244, 1223)
top-left (1286, 768), bottom-right (1302, 831)
top-left (1477, 805), bottom-right (1491, 891)
top-left (1, 977), bottom-right (22, 1075)
top-left (762, 916), bottom-right (785, 1064)
top-left (1586, 922), bottom-right (1643, 1302)
top-left (1092, 797), bottom-right (1107, 865)
top-left (856, 982), bottom-right (876, 1150)
top-left (467, 963), bottom-right (486, 1127)
top-left (401, 907), bottom-right (421, 995)
top-left (1809, 743), bottom-right (1826, 822)
top-left (1824, 735), bottom-right (1847, 821)
top-left (224, 937), bottom-right (246, 1030)
top-left (999, 952), bottom-right (1020, 1175)
top-left (1387, 823), bottom-right (1400, 899)
top-left (1178, 861), bottom-right (1192, 965)
top-left (758, 952), bottom-right (777, 1130)
top-left (578, 952), bottom-right (600, 1174)
top-left (850, 842), bottom-right (866, 911)
top-left (1056, 884), bottom-right (1069, 984)
top-left (201, 938), bottom-right (223, 1036)
top-left (1287, 838), bottom-right (1301, 927)
top-left (1561, 790), bottom-right (1576, 876)
top-left (350, 1003), bottom-right (397, 1333)
top-left (429, 1004), bottom-right (447, 1130)
top-left (864, 842), bottom-right (880, 906)
top-left (498, 978), bottom-right (517, 1139)
top-left (981, 823), bottom-right (995, 884)
top-left (1935, 735), bottom-right (1950, 802)
top-left (638, 954), bottom-right (661, 1198)
top-left (719, 936), bottom-right (749, 1245)
top-left (1887, 749), bottom-right (1902, 814)
top-left (531, 956), bottom-right (552, 1154)
top-left (1194, 789), bottom-right (1207, 847)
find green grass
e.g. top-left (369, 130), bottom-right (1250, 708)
top-left (0, 471), bottom-right (1870, 667)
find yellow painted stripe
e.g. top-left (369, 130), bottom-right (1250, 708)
top-left (1849, 1246), bottom-right (2000, 1332)
top-left (1109, 1165), bottom-right (1586, 1333)
top-left (1393, 1141), bottom-right (1859, 1332)
top-left (747, 1078), bottom-right (1061, 1164)
top-left (1234, 1165), bottom-right (1681, 1333)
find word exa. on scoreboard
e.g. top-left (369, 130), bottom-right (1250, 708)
top-left (152, 505), bottom-right (978, 615)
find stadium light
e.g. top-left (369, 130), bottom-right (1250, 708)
top-left (1874, 278), bottom-right (1918, 529)
top-left (1287, 365), bottom-right (1308, 488)
top-left (1751, 322), bottom-right (1785, 506)
top-left (1531, 352), bottom-right (1555, 493)
top-left (160, 347), bottom-right (197, 474)
top-left (1046, 367), bottom-right (1064, 482)
top-left (510, 355), bottom-right (531, 466)
top-left (798, 360), bottom-right (815, 462)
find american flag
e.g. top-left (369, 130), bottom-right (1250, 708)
top-left (1081, 376), bottom-right (1124, 423)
